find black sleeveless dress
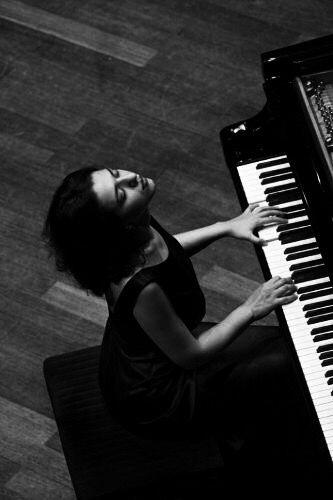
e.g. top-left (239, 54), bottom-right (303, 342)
top-left (99, 217), bottom-right (327, 489)
top-left (98, 216), bottom-right (206, 436)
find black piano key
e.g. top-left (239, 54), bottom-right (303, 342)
top-left (289, 258), bottom-right (324, 272)
top-left (264, 182), bottom-right (297, 195)
top-left (307, 312), bottom-right (333, 324)
top-left (292, 265), bottom-right (327, 284)
top-left (298, 282), bottom-right (332, 295)
top-left (277, 220), bottom-right (310, 233)
top-left (321, 358), bottom-right (333, 367)
top-left (284, 242), bottom-right (317, 255)
top-left (325, 369), bottom-right (333, 379)
top-left (313, 332), bottom-right (333, 342)
top-left (286, 248), bottom-right (320, 261)
top-left (282, 203), bottom-right (304, 213)
top-left (267, 188), bottom-right (301, 205)
top-left (299, 288), bottom-right (333, 301)
top-left (312, 324), bottom-right (333, 335)
top-left (319, 351), bottom-right (333, 360)
top-left (260, 172), bottom-right (294, 185)
top-left (317, 343), bottom-right (333, 353)
top-left (305, 305), bottom-right (333, 318)
top-left (256, 158), bottom-right (288, 170)
top-left (327, 378), bottom-right (333, 385)
top-left (259, 167), bottom-right (292, 179)
top-left (284, 210), bottom-right (307, 220)
top-left (280, 226), bottom-right (314, 245)
top-left (303, 299), bottom-right (333, 311)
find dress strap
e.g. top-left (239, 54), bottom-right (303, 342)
top-left (113, 268), bottom-right (158, 316)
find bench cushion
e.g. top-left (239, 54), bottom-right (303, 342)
top-left (43, 346), bottom-right (223, 499)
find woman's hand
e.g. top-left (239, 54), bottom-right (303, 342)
top-left (228, 204), bottom-right (288, 245)
top-left (243, 276), bottom-right (298, 321)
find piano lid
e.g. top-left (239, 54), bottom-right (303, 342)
top-left (261, 33), bottom-right (333, 82)
top-left (259, 35), bottom-right (333, 214)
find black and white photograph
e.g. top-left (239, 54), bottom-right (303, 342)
top-left (0, 0), bottom-right (333, 498)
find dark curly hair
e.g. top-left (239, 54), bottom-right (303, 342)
top-left (43, 167), bottom-right (152, 297)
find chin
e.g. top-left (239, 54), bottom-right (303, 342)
top-left (147, 177), bottom-right (155, 189)
top-left (146, 178), bottom-right (156, 197)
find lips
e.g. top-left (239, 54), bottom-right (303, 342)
top-left (141, 176), bottom-right (148, 189)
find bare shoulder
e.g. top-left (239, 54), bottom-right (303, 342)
top-left (134, 281), bottom-right (171, 319)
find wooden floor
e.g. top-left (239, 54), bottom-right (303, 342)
top-left (0, 0), bottom-right (332, 498)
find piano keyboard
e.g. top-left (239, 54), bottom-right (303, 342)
top-left (237, 154), bottom-right (333, 460)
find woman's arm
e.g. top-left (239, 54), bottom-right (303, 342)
top-left (173, 221), bottom-right (232, 257)
top-left (173, 205), bottom-right (288, 256)
top-left (133, 276), bottom-right (297, 370)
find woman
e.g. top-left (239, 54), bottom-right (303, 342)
top-left (44, 166), bottom-right (317, 490)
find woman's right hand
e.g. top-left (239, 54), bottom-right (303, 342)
top-left (243, 276), bottom-right (298, 321)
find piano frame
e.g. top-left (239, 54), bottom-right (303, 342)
top-left (221, 34), bottom-right (333, 477)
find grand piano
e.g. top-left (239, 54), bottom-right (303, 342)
top-left (221, 34), bottom-right (333, 476)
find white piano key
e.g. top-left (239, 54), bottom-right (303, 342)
top-left (314, 395), bottom-right (333, 406)
top-left (287, 216), bottom-right (309, 224)
top-left (324, 429), bottom-right (333, 440)
top-left (290, 294), bottom-right (333, 307)
top-left (237, 158), bottom-right (288, 173)
top-left (275, 200), bottom-right (304, 209)
top-left (238, 162), bottom-right (289, 174)
top-left (296, 277), bottom-right (331, 290)
top-left (264, 246), bottom-right (314, 259)
top-left (319, 414), bottom-right (333, 426)
top-left (316, 407), bottom-right (333, 419)
top-left (322, 420), bottom-right (333, 432)
top-left (298, 351), bottom-right (324, 362)
top-left (311, 386), bottom-right (332, 397)
top-left (267, 254), bottom-right (323, 273)
top-left (238, 156), bottom-right (333, 457)
top-left (240, 176), bottom-right (295, 190)
top-left (279, 237), bottom-right (317, 250)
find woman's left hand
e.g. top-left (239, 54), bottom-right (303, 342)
top-left (227, 204), bottom-right (288, 245)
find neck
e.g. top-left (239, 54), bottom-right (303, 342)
top-left (130, 208), bottom-right (151, 228)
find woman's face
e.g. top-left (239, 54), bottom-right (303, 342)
top-left (91, 168), bottom-right (155, 223)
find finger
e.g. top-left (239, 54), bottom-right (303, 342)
top-left (252, 206), bottom-right (261, 213)
top-left (258, 210), bottom-right (289, 220)
top-left (275, 284), bottom-right (298, 296)
top-left (259, 216), bottom-right (288, 225)
top-left (265, 209), bottom-right (288, 216)
top-left (258, 208), bottom-right (288, 217)
top-left (248, 234), bottom-right (266, 245)
top-left (276, 293), bottom-right (298, 305)
top-left (274, 276), bottom-right (293, 285)
top-left (271, 276), bottom-right (293, 289)
top-left (249, 203), bottom-right (260, 212)
top-left (258, 205), bottom-right (286, 213)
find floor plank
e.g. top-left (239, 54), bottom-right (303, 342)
top-left (42, 282), bottom-right (108, 327)
top-left (0, 397), bottom-right (72, 487)
top-left (5, 469), bottom-right (75, 500)
top-left (0, 0), bottom-right (157, 67)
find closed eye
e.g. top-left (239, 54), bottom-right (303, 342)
top-left (106, 168), bottom-right (125, 205)
top-left (118, 188), bottom-right (126, 204)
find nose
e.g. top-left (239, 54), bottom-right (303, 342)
top-left (117, 171), bottom-right (139, 187)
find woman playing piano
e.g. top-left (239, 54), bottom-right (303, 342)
top-left (43, 166), bottom-right (315, 492)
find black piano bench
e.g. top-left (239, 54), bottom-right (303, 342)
top-left (43, 346), bottom-right (224, 499)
